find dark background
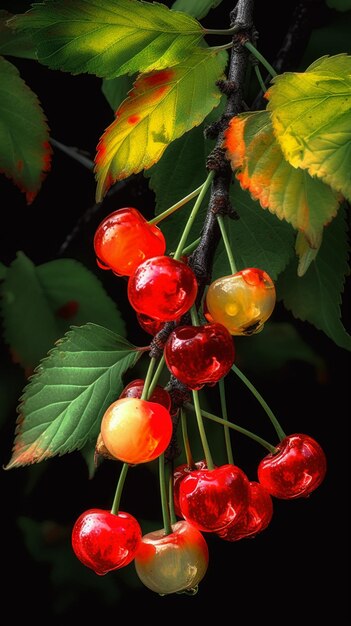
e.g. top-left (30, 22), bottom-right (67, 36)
top-left (1, 1), bottom-right (350, 623)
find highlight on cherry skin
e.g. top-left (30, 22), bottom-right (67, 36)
top-left (179, 464), bottom-right (250, 532)
top-left (217, 481), bottom-right (273, 542)
top-left (258, 433), bottom-right (327, 499)
top-left (100, 397), bottom-right (173, 465)
top-left (94, 207), bottom-right (165, 276)
top-left (134, 521), bottom-right (209, 595)
top-left (205, 268), bottom-right (276, 335)
top-left (119, 378), bottom-right (171, 412)
top-left (128, 255), bottom-right (198, 321)
top-left (72, 509), bottom-right (142, 575)
top-left (164, 322), bottom-right (235, 390)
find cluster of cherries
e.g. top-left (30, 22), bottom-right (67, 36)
top-left (72, 207), bottom-right (327, 595)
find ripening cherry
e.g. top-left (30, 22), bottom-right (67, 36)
top-left (204, 268), bottom-right (276, 335)
top-left (258, 433), bottom-right (327, 499)
top-left (217, 481), bottom-right (273, 541)
top-left (164, 323), bottom-right (235, 390)
top-left (101, 398), bottom-right (173, 464)
top-left (72, 509), bottom-right (142, 575)
top-left (134, 521), bottom-right (209, 595)
top-left (94, 207), bottom-right (166, 276)
top-left (119, 379), bottom-right (171, 412)
top-left (128, 256), bottom-right (198, 321)
top-left (173, 460), bottom-right (209, 517)
top-left (136, 312), bottom-right (165, 336)
top-left (179, 464), bottom-right (250, 532)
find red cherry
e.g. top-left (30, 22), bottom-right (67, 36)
top-left (72, 509), bottom-right (142, 575)
top-left (173, 460), bottom-right (208, 517)
top-left (164, 323), bottom-right (235, 390)
top-left (128, 256), bottom-right (198, 321)
top-left (134, 520), bottom-right (209, 594)
top-left (136, 312), bottom-right (165, 336)
top-left (179, 464), bottom-right (250, 532)
top-left (217, 481), bottom-right (273, 541)
top-left (119, 379), bottom-right (171, 412)
top-left (94, 207), bottom-right (165, 276)
top-left (258, 433), bottom-right (327, 499)
top-left (101, 397), bottom-right (173, 464)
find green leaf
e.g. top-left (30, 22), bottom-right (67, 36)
top-left (267, 54), bottom-right (351, 201)
top-left (0, 262), bottom-right (7, 280)
top-left (0, 10), bottom-right (37, 59)
top-left (172, 0), bottom-right (224, 19)
top-left (0, 56), bottom-right (51, 203)
top-left (277, 206), bottom-right (351, 350)
top-left (295, 231), bottom-right (322, 277)
top-left (1, 253), bottom-right (125, 369)
top-left (326, 0), bottom-right (351, 11)
top-left (6, 324), bottom-right (142, 468)
top-left (12, 0), bottom-right (204, 78)
top-left (224, 110), bottom-right (341, 247)
top-left (102, 75), bottom-right (134, 111)
top-left (95, 48), bottom-right (227, 200)
top-left (213, 182), bottom-right (295, 281)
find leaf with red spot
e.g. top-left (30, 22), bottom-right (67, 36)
top-left (224, 110), bottom-right (341, 247)
top-left (95, 47), bottom-right (227, 200)
top-left (0, 56), bottom-right (51, 203)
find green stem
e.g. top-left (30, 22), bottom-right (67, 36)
top-left (168, 463), bottom-right (177, 526)
top-left (190, 305), bottom-right (200, 327)
top-left (244, 41), bottom-right (277, 78)
top-left (148, 184), bottom-right (205, 226)
top-left (232, 364), bottom-right (286, 440)
top-left (192, 390), bottom-right (214, 470)
top-left (181, 408), bottom-right (195, 468)
top-left (147, 355), bottom-right (165, 399)
top-left (185, 404), bottom-right (277, 454)
top-left (217, 215), bottom-right (237, 274)
top-left (140, 357), bottom-right (157, 400)
top-left (204, 25), bottom-right (241, 36)
top-left (111, 463), bottom-right (129, 515)
top-left (181, 237), bottom-right (201, 256)
top-left (159, 453), bottom-right (172, 535)
top-left (173, 171), bottom-right (214, 260)
top-left (219, 378), bottom-right (234, 465)
top-left (254, 64), bottom-right (267, 93)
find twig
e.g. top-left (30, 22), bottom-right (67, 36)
top-left (50, 137), bottom-right (94, 170)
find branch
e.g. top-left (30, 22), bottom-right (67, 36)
top-left (50, 137), bottom-right (94, 170)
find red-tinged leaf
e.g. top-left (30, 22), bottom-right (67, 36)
top-left (224, 110), bottom-right (341, 247)
top-left (0, 56), bottom-right (51, 202)
top-left (95, 48), bottom-right (227, 201)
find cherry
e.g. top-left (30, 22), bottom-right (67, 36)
top-left (134, 520), bottom-right (208, 594)
top-left (94, 207), bottom-right (165, 276)
top-left (173, 460), bottom-right (208, 517)
top-left (204, 268), bottom-right (276, 335)
top-left (164, 323), bottom-right (235, 390)
top-left (136, 312), bottom-right (165, 336)
top-left (217, 481), bottom-right (273, 541)
top-left (128, 256), bottom-right (198, 321)
top-left (258, 433), bottom-right (327, 499)
top-left (119, 379), bottom-right (171, 412)
top-left (72, 509), bottom-right (142, 575)
top-left (179, 464), bottom-right (250, 532)
top-left (101, 397), bottom-right (173, 464)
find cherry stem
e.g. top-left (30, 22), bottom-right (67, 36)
top-left (173, 170), bottom-right (215, 261)
top-left (219, 378), bottom-right (234, 465)
top-left (147, 355), bottom-right (165, 399)
top-left (185, 403), bottom-right (277, 454)
top-left (190, 305), bottom-right (200, 327)
top-left (181, 237), bottom-right (201, 256)
top-left (168, 462), bottom-right (177, 526)
top-left (254, 64), bottom-right (267, 93)
top-left (148, 184), bottom-right (205, 226)
top-left (192, 390), bottom-right (214, 470)
top-left (232, 364), bottom-right (286, 440)
top-left (110, 462), bottom-right (129, 516)
top-left (159, 453), bottom-right (172, 535)
top-left (140, 356), bottom-right (157, 400)
top-left (244, 41), bottom-right (277, 78)
top-left (217, 214), bottom-right (237, 274)
top-left (181, 408), bottom-right (195, 468)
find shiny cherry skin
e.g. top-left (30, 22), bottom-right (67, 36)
top-left (101, 397), bottom-right (172, 464)
top-left (164, 323), bottom-right (235, 390)
top-left (128, 256), bottom-right (198, 321)
top-left (119, 379), bottom-right (171, 412)
top-left (136, 312), bottom-right (165, 336)
top-left (173, 460), bottom-right (208, 517)
top-left (217, 481), bottom-right (273, 541)
top-left (258, 433), bottom-right (327, 499)
top-left (134, 521), bottom-right (208, 594)
top-left (179, 464), bottom-right (250, 532)
top-left (72, 509), bottom-right (142, 575)
top-left (94, 207), bottom-right (165, 276)
top-left (205, 268), bottom-right (276, 335)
